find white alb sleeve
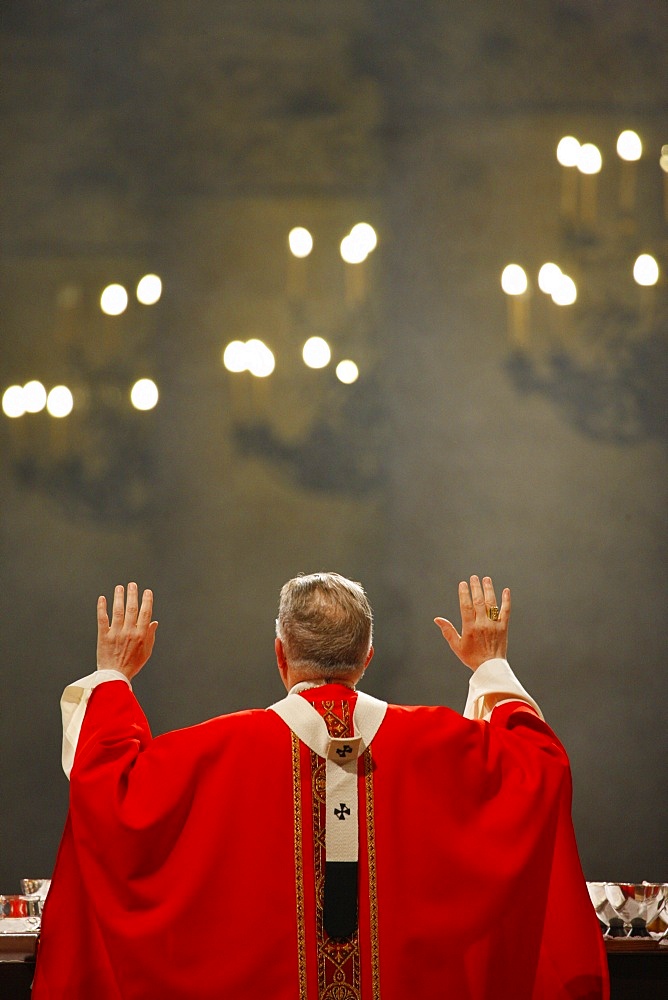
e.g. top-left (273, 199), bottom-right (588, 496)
top-left (463, 658), bottom-right (543, 722)
top-left (61, 670), bottom-right (131, 779)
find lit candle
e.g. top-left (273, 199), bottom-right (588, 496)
top-left (340, 236), bottom-right (367, 306)
top-left (47, 386), bottom-right (73, 459)
top-left (501, 264), bottom-right (529, 347)
top-left (556, 136), bottom-right (580, 223)
top-left (287, 228), bottom-right (312, 301)
top-left (577, 143), bottom-right (602, 228)
top-left (616, 130), bottom-right (642, 218)
top-left (633, 253), bottom-right (660, 331)
top-left (660, 146), bottom-right (668, 224)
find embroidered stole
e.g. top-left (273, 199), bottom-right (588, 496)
top-left (270, 689), bottom-right (387, 999)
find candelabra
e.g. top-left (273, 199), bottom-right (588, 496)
top-left (1, 275), bottom-right (162, 520)
top-left (501, 131), bottom-right (666, 445)
top-left (220, 221), bottom-right (384, 494)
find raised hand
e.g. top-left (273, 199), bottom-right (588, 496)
top-left (434, 575), bottom-right (510, 671)
top-left (97, 583), bottom-right (159, 681)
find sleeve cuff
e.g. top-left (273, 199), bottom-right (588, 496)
top-left (463, 658), bottom-right (544, 722)
top-left (61, 670), bottom-right (131, 779)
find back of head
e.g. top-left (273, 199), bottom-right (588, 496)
top-left (276, 572), bottom-right (373, 680)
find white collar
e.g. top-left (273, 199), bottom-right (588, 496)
top-left (269, 688), bottom-right (387, 761)
top-left (288, 678), bottom-right (357, 695)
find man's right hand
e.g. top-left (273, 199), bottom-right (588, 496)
top-left (434, 575), bottom-right (510, 671)
top-left (97, 582), bottom-right (159, 681)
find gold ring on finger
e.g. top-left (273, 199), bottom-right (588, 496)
top-left (487, 606), bottom-right (500, 621)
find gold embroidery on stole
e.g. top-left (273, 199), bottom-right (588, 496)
top-left (292, 733), bottom-right (308, 1000)
top-left (364, 748), bottom-right (381, 1000)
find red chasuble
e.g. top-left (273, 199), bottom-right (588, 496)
top-left (33, 681), bottom-right (608, 999)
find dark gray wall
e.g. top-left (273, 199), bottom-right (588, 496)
top-left (1, 1), bottom-right (666, 890)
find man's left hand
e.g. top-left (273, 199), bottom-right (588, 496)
top-left (434, 575), bottom-right (510, 671)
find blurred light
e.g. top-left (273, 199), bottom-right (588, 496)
top-left (130, 379), bottom-right (159, 410)
top-left (616, 130), bottom-right (642, 162)
top-left (46, 385), bottom-right (74, 418)
top-left (246, 338), bottom-right (276, 378)
top-left (660, 145), bottom-right (668, 173)
top-left (288, 227), bottom-right (313, 258)
top-left (340, 235), bottom-right (368, 265)
top-left (556, 136), bottom-right (580, 167)
top-left (23, 380), bottom-right (47, 413)
top-left (577, 143), bottom-right (602, 175)
top-left (2, 385), bottom-right (26, 418)
top-left (136, 274), bottom-right (162, 305)
top-left (303, 336), bottom-right (331, 368)
top-left (551, 274), bottom-right (577, 306)
top-left (500, 264), bottom-right (528, 296)
top-left (222, 339), bottom-right (275, 376)
top-left (100, 283), bottom-right (129, 316)
top-left (538, 263), bottom-right (563, 294)
top-left (245, 339), bottom-right (275, 378)
top-left (336, 360), bottom-right (359, 384)
top-left (349, 222), bottom-right (377, 254)
top-left (223, 340), bottom-right (248, 373)
top-left (633, 254), bottom-right (659, 287)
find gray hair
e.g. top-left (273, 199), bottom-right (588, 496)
top-left (276, 572), bottom-right (373, 678)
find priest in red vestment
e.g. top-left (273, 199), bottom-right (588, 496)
top-left (33, 573), bottom-right (609, 999)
